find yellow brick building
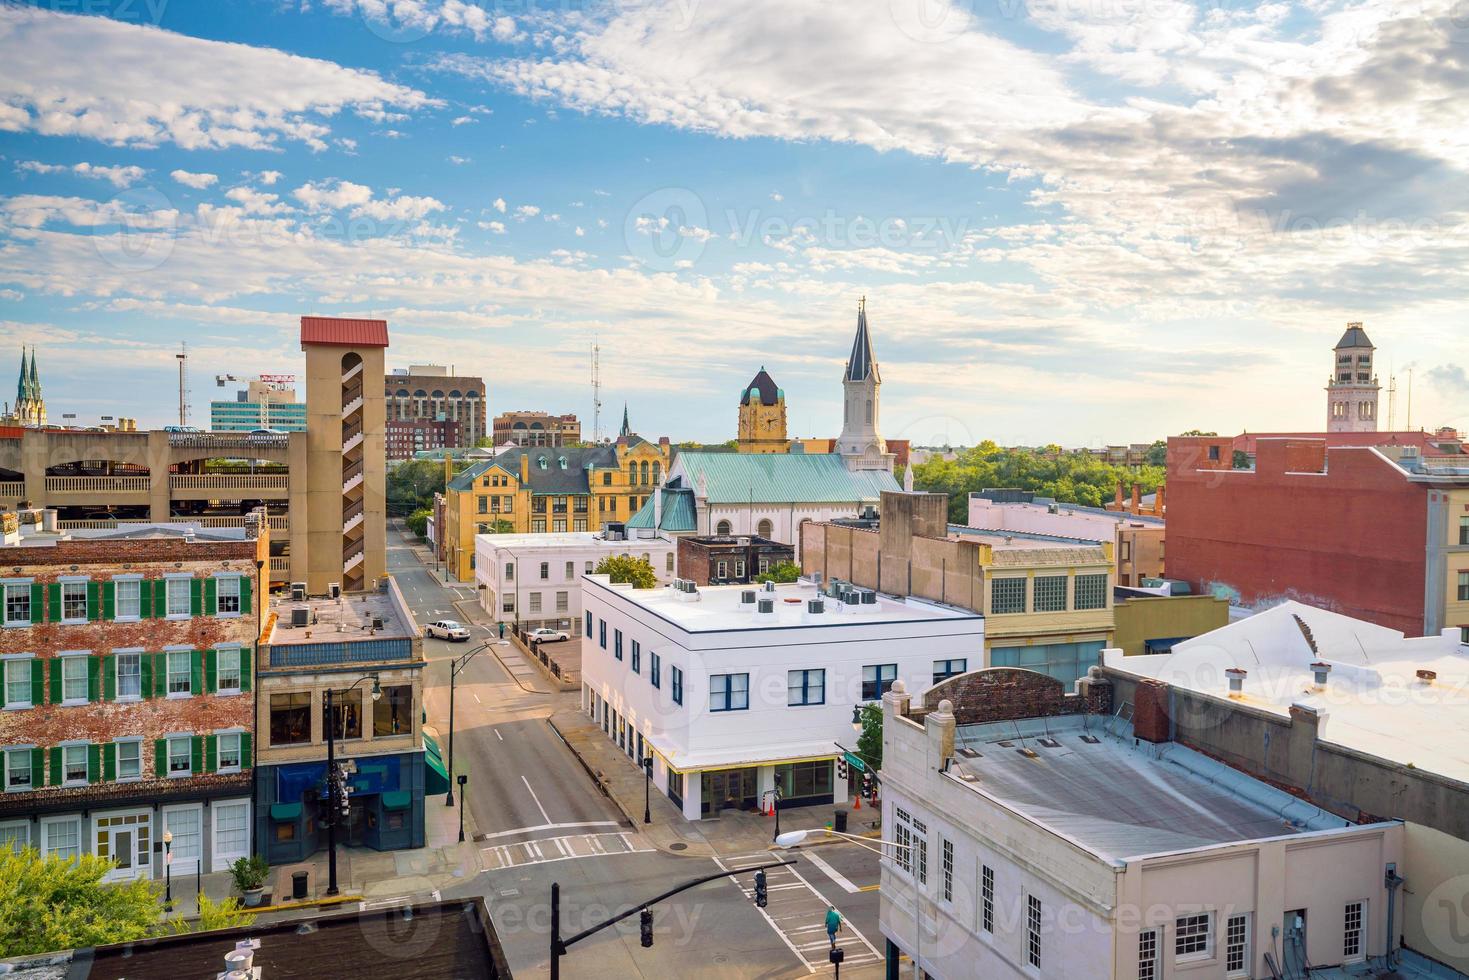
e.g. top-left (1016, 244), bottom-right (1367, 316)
top-left (441, 429), bottom-right (670, 582)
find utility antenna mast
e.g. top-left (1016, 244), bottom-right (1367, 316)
top-left (1405, 367), bottom-right (1414, 430)
top-left (175, 342), bottom-right (190, 426)
top-left (590, 337), bottom-right (603, 442)
top-left (1386, 364), bottom-right (1397, 430)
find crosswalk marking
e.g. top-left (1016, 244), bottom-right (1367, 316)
top-left (482, 832), bottom-right (653, 870)
top-left (713, 852), bottom-right (883, 973)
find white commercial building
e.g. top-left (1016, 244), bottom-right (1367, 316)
top-left (475, 531), bottom-right (678, 635)
top-left (581, 575), bottom-right (983, 821)
top-left (878, 677), bottom-right (1407, 979)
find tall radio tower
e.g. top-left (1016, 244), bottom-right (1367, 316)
top-left (175, 342), bottom-right (190, 426)
top-left (590, 337), bottom-right (603, 442)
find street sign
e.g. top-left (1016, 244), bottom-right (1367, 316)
top-left (843, 752), bottom-right (866, 773)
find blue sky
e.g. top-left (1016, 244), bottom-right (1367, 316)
top-left (1, 0), bottom-right (1466, 444)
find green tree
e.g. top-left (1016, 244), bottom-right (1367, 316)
top-left (911, 444), bottom-right (1166, 520)
top-left (405, 508), bottom-right (431, 538)
top-left (1179, 429), bottom-right (1217, 436)
top-left (855, 702), bottom-right (883, 772)
top-left (168, 894), bottom-right (258, 935)
top-left (387, 459), bottom-right (447, 515)
top-left (0, 849), bottom-right (159, 957)
top-left (754, 560), bottom-right (802, 584)
top-left (478, 518), bottom-right (514, 535)
top-left (594, 554), bottom-right (657, 589)
top-left (1145, 439), bottom-right (1167, 467)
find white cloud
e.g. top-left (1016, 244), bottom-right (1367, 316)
top-left (448, 154), bottom-right (471, 164)
top-left (225, 186), bottom-right (288, 215)
top-left (355, 195), bottom-right (447, 222)
top-left (170, 170), bottom-right (219, 189)
top-left (257, 170), bottom-right (283, 186)
top-left (478, 220), bottom-right (507, 233)
top-left (292, 179), bottom-right (374, 211)
top-left (451, 115), bottom-right (475, 126)
top-left (574, 226), bottom-right (585, 236)
top-left (0, 289), bottom-right (22, 301)
top-left (17, 161), bottom-right (146, 187)
top-left (514, 204), bottom-right (540, 220)
top-left (770, 191), bottom-right (783, 202)
top-left (492, 197), bottom-right (507, 213)
top-left (0, 5), bottom-right (435, 151)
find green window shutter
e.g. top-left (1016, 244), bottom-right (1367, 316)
top-left (102, 655), bottom-right (116, 702)
top-left (102, 582), bottom-right (115, 620)
top-left (190, 735), bottom-right (203, 775)
top-left (205, 577), bottom-right (217, 616)
top-left (87, 656), bottom-right (100, 702)
top-left (240, 732), bottom-right (252, 769)
top-left (87, 743), bottom-right (101, 783)
top-left (139, 653), bottom-right (153, 700)
top-left (240, 576), bottom-right (253, 616)
top-left (48, 658), bottom-right (61, 705)
top-left (30, 747), bottom-right (44, 788)
top-left (205, 734), bottom-right (218, 774)
top-left (29, 659), bottom-right (43, 707)
top-left (191, 650), bottom-right (203, 695)
top-left (48, 747), bottom-right (61, 786)
top-left (87, 581), bottom-right (101, 621)
top-left (240, 648), bottom-right (252, 693)
top-left (138, 579), bottom-right (152, 619)
top-left (47, 583), bottom-right (61, 622)
top-left (190, 577), bottom-right (203, 616)
top-left (152, 580), bottom-right (166, 619)
top-left (102, 742), bottom-right (116, 782)
top-left (154, 739), bottom-right (167, 779)
top-left (29, 583), bottom-right (42, 624)
top-left (154, 653), bottom-right (168, 698)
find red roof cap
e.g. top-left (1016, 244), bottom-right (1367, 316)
top-left (300, 316), bottom-right (389, 348)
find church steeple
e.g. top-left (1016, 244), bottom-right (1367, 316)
top-left (835, 297), bottom-right (892, 473)
top-left (845, 295), bottom-right (879, 384)
top-left (15, 348), bottom-right (27, 407)
top-left (9, 346), bottom-right (47, 427)
top-left (27, 346), bottom-right (40, 401)
top-left (619, 402), bottom-right (631, 438)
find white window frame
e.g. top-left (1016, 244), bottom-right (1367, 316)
top-left (980, 864), bottom-right (994, 934)
top-left (2, 579), bottom-right (34, 628)
top-left (0, 819), bottom-right (29, 854)
top-left (1139, 928), bottom-right (1160, 980)
top-left (1343, 901), bottom-right (1365, 963)
top-left (112, 575), bottom-right (142, 622)
top-left (59, 651), bottom-right (89, 705)
top-left (166, 648), bottom-right (192, 698)
top-left (167, 734), bottom-right (192, 777)
top-left (4, 745), bottom-right (34, 793)
top-left (1026, 894), bottom-right (1043, 970)
top-left (3, 654), bottom-right (34, 709)
top-left (214, 574), bottom-right (242, 617)
top-left (60, 742), bottom-right (89, 787)
top-left (115, 737), bottom-right (143, 781)
top-left (164, 575), bottom-right (192, 620)
top-left (940, 837), bottom-right (954, 903)
top-left (59, 577), bottom-right (89, 625)
top-left (114, 649), bottom-right (143, 702)
top-left (216, 731), bottom-right (243, 773)
top-left (215, 647), bottom-right (242, 695)
top-left (1226, 912), bottom-right (1251, 977)
top-left (211, 798), bottom-right (252, 868)
top-left (41, 816), bottom-right (81, 861)
top-left (1175, 912), bottom-right (1214, 962)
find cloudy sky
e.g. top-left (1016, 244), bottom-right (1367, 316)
top-left (0, 0), bottom-right (1466, 445)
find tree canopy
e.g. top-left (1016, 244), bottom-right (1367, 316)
top-left (0, 849), bottom-right (160, 957)
top-left (912, 441), bottom-right (1165, 520)
top-left (754, 560), bottom-right (802, 584)
top-left (594, 554), bottom-right (658, 589)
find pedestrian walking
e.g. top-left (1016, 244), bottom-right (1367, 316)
top-left (825, 905), bottom-right (842, 948)
top-left (497, 621), bottom-right (505, 639)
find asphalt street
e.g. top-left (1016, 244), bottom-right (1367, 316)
top-left (389, 527), bottom-right (888, 978)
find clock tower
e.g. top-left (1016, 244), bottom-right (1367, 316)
top-left (737, 367), bottom-right (788, 453)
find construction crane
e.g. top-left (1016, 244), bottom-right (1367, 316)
top-left (216, 373), bottom-right (297, 430)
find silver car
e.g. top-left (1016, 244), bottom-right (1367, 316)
top-left (426, 620), bottom-right (471, 641)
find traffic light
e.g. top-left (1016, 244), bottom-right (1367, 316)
top-left (754, 870), bottom-right (768, 908)
top-left (639, 908), bottom-right (653, 948)
top-left (837, 757), bottom-right (848, 781)
top-left (862, 771), bottom-right (874, 799)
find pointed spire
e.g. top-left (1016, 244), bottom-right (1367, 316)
top-left (15, 348), bottom-right (27, 407)
top-left (619, 402), bottom-right (631, 438)
top-left (27, 346), bottom-right (39, 399)
top-left (844, 296), bottom-right (879, 383)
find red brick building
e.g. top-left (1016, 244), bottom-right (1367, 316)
top-left (385, 417), bottom-right (462, 461)
top-left (676, 534), bottom-right (795, 586)
top-left (1166, 435), bottom-right (1469, 636)
top-left (0, 514), bottom-right (265, 878)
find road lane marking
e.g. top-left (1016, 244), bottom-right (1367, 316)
top-left (803, 849), bottom-right (862, 894)
top-left (474, 693), bottom-right (482, 704)
top-left (522, 775), bottom-right (552, 824)
top-left (478, 820), bottom-right (620, 841)
top-left (482, 832), bottom-right (653, 870)
top-left (491, 722), bottom-right (499, 735)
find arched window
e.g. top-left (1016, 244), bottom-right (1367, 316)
top-left (449, 389), bottom-right (462, 399)
top-left (865, 399), bottom-right (873, 424)
top-left (651, 462), bottom-right (661, 485)
top-left (628, 462), bottom-right (637, 484)
top-left (640, 461), bottom-right (649, 485)
top-left (716, 520), bottom-right (732, 536)
top-left (395, 388), bottom-right (410, 398)
top-left (757, 519), bottom-right (773, 538)
top-left (665, 553), bottom-right (674, 572)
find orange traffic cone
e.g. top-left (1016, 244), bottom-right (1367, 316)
top-left (853, 794), bottom-right (862, 810)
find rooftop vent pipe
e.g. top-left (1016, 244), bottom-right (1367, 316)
top-left (1225, 667), bottom-right (1248, 696)
top-left (1417, 669), bottom-right (1437, 685)
top-left (1310, 661), bottom-right (1332, 689)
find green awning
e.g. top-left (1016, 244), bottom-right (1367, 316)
top-left (382, 790), bottom-right (412, 811)
top-left (423, 735), bottom-right (450, 796)
top-left (270, 802), bottom-right (301, 821)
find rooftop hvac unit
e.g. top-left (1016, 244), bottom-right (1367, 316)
top-left (329, 582), bottom-right (341, 600)
top-left (859, 589), bottom-right (877, 605)
top-left (740, 590), bottom-right (757, 605)
top-left (841, 590), bottom-right (860, 606)
top-left (737, 536), bottom-right (750, 546)
top-left (761, 580), bottom-right (776, 593)
top-left (290, 582), bottom-right (307, 602)
top-left (372, 615), bottom-right (385, 630)
top-left (757, 598), bottom-right (774, 614)
top-left (807, 598), bottom-right (825, 614)
top-left (290, 606), bottom-right (309, 628)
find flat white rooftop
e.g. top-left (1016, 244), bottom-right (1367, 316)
top-left (474, 532), bottom-right (672, 550)
top-left (585, 576), bottom-right (980, 634)
top-left (950, 716), bottom-right (1354, 864)
top-left (1104, 600), bottom-right (1469, 784)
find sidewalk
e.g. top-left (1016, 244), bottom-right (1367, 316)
top-left (549, 704), bottom-right (878, 860)
top-left (160, 795), bottom-right (484, 926)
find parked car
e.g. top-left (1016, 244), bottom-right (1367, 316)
top-left (426, 620), bottom-right (471, 641)
top-left (526, 627), bottom-right (570, 643)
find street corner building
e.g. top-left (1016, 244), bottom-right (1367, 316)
top-left (580, 571), bottom-right (984, 821)
top-left (252, 577), bottom-right (445, 863)
top-left (0, 509), bottom-right (267, 879)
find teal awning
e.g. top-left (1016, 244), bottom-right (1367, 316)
top-left (423, 735), bottom-right (450, 796)
top-left (270, 802), bottom-right (301, 821)
top-left (382, 790), bottom-right (412, 811)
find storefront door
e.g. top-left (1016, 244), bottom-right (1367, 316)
top-left (700, 768), bottom-right (757, 815)
top-left (95, 810), bottom-right (152, 882)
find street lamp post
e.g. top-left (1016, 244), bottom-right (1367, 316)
top-left (771, 772), bottom-right (783, 843)
top-left (642, 755), bottom-right (653, 824)
top-left (456, 774), bottom-right (468, 842)
top-left (446, 642), bottom-right (488, 807)
top-left (324, 673), bottom-right (381, 897)
top-left (162, 830), bottom-right (173, 912)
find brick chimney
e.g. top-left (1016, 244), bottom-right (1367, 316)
top-left (1152, 484), bottom-right (1165, 516)
top-left (1133, 679), bottom-right (1171, 743)
top-left (1130, 483), bottom-right (1141, 512)
top-left (520, 452), bottom-right (530, 484)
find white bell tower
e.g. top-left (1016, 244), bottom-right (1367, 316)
top-left (836, 297), bottom-right (893, 473)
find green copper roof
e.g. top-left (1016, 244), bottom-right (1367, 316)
top-left (673, 452), bottom-right (898, 504)
top-left (627, 485), bottom-right (698, 531)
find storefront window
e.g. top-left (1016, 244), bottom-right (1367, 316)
top-left (373, 685), bottom-right (413, 737)
top-left (269, 692), bottom-right (311, 745)
top-left (774, 760), bottom-right (834, 804)
top-left (324, 689), bottom-right (363, 740)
